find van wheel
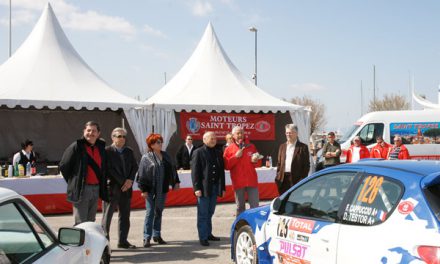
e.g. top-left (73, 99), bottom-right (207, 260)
top-left (234, 225), bottom-right (258, 264)
top-left (100, 247), bottom-right (110, 264)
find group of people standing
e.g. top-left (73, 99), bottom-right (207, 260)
top-left (320, 132), bottom-right (410, 168)
top-left (57, 120), bottom-right (408, 250)
top-left (60, 121), bottom-right (139, 249)
top-left (57, 121), bottom-right (272, 249)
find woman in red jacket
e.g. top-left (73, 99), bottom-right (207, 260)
top-left (346, 136), bottom-right (370, 163)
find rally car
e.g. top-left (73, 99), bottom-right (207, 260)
top-left (230, 160), bottom-right (440, 264)
top-left (0, 187), bottom-right (110, 263)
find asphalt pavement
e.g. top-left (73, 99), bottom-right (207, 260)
top-left (45, 202), bottom-right (248, 263)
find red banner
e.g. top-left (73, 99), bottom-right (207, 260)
top-left (180, 112), bottom-right (275, 140)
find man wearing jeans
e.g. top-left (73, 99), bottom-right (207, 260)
top-left (60, 121), bottom-right (108, 225)
top-left (191, 132), bottom-right (225, 246)
top-left (223, 126), bottom-right (262, 216)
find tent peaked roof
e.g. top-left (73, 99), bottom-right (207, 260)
top-left (145, 22), bottom-right (303, 113)
top-left (0, 3), bottom-right (142, 110)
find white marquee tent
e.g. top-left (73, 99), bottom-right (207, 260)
top-left (0, 3), bottom-right (142, 110)
top-left (0, 3), bottom-right (142, 162)
top-left (126, 23), bottom-right (310, 153)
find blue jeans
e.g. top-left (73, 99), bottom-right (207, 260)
top-left (143, 192), bottom-right (167, 240)
top-left (197, 184), bottom-right (218, 241)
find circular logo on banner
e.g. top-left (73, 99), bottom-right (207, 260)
top-left (255, 121), bottom-right (271, 133)
top-left (255, 121), bottom-right (270, 133)
top-left (398, 201), bottom-right (414, 214)
top-left (186, 118), bottom-right (200, 134)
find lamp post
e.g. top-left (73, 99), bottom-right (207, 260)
top-left (9, 0), bottom-right (12, 57)
top-left (249, 26), bottom-right (257, 86)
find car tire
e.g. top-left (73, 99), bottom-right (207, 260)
top-left (234, 225), bottom-right (258, 264)
top-left (100, 247), bottom-right (110, 264)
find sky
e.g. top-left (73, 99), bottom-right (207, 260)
top-left (0, 0), bottom-right (440, 133)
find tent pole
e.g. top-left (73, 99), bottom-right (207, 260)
top-left (152, 103), bottom-right (155, 133)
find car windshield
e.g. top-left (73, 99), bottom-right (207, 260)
top-left (0, 201), bottom-right (54, 263)
top-left (339, 124), bottom-right (360, 144)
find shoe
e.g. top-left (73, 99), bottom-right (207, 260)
top-left (153, 236), bottom-right (167, 244)
top-left (199, 239), bottom-right (210, 246)
top-left (143, 239), bottom-right (151, 248)
top-left (208, 234), bottom-right (220, 241)
top-left (117, 242), bottom-right (136, 249)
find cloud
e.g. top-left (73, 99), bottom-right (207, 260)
top-left (143, 24), bottom-right (167, 38)
top-left (64, 11), bottom-right (136, 36)
top-left (0, 0), bottom-right (136, 38)
top-left (188, 0), bottom-right (213, 17)
top-left (0, 9), bottom-right (36, 26)
top-left (290, 83), bottom-right (326, 92)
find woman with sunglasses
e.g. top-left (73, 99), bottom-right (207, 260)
top-left (136, 133), bottom-right (180, 247)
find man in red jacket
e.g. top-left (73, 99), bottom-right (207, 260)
top-left (370, 136), bottom-right (391, 159)
top-left (223, 126), bottom-right (262, 216)
top-left (346, 136), bottom-right (370, 163)
top-left (388, 136), bottom-right (410, 160)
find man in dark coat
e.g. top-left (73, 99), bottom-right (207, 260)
top-left (275, 124), bottom-right (310, 195)
top-left (176, 135), bottom-right (196, 170)
top-left (102, 127), bottom-right (138, 249)
top-left (60, 121), bottom-right (108, 225)
top-left (191, 131), bottom-right (225, 246)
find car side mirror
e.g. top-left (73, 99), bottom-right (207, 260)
top-left (270, 197), bottom-right (281, 213)
top-left (58, 227), bottom-right (85, 246)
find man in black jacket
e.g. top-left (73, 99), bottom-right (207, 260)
top-left (176, 135), bottom-right (196, 170)
top-left (60, 121), bottom-right (108, 225)
top-left (191, 131), bottom-right (225, 246)
top-left (102, 127), bottom-right (138, 249)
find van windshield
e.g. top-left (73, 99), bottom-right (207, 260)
top-left (339, 125), bottom-right (360, 144)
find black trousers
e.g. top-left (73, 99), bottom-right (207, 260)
top-left (277, 172), bottom-right (294, 195)
top-left (101, 183), bottom-right (132, 244)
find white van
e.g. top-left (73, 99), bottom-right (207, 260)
top-left (339, 109), bottom-right (440, 162)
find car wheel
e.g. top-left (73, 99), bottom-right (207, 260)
top-left (234, 225), bottom-right (258, 264)
top-left (100, 247), bottom-right (110, 264)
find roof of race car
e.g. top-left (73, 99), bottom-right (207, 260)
top-left (334, 159), bottom-right (440, 176)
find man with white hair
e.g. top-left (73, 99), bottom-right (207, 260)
top-left (388, 135), bottom-right (410, 160)
top-left (223, 126), bottom-right (261, 216)
top-left (346, 136), bottom-right (369, 163)
top-left (275, 124), bottom-right (310, 195)
top-left (191, 131), bottom-right (225, 246)
top-left (102, 127), bottom-right (138, 248)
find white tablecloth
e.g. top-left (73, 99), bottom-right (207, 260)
top-left (0, 167), bottom-right (277, 195)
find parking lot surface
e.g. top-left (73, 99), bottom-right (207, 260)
top-left (46, 202), bottom-right (246, 263)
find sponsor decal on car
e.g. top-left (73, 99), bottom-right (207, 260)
top-left (277, 241), bottom-right (310, 264)
top-left (296, 234), bottom-right (309, 243)
top-left (398, 201), bottom-right (414, 215)
top-left (276, 252), bottom-right (311, 264)
top-left (277, 218), bottom-right (290, 238)
top-left (288, 218), bottom-right (315, 234)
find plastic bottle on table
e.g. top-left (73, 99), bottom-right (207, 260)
top-left (31, 162), bottom-right (37, 176)
top-left (26, 162), bottom-right (31, 176)
top-left (8, 164), bottom-right (13, 177)
top-left (14, 162), bottom-right (19, 176)
top-left (18, 164), bottom-right (25, 176)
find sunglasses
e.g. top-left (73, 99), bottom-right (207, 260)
top-left (114, 135), bottom-right (126, 138)
top-left (187, 138), bottom-right (193, 141)
top-left (156, 140), bottom-right (163, 144)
